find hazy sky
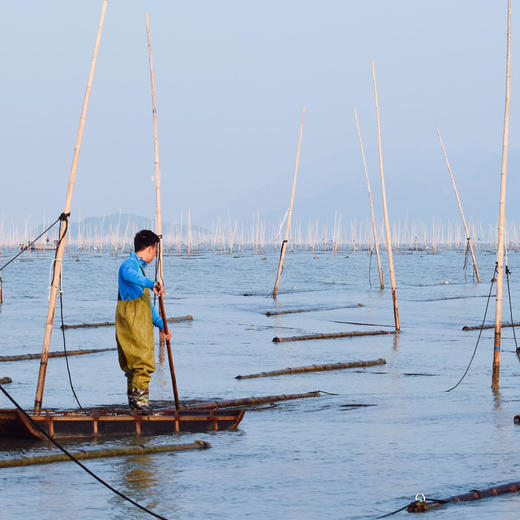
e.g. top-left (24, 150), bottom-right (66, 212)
top-left (0, 1), bottom-right (517, 229)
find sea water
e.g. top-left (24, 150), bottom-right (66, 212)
top-left (1, 249), bottom-right (520, 519)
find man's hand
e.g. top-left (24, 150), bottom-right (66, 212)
top-left (153, 282), bottom-right (165, 297)
top-left (160, 329), bottom-right (172, 341)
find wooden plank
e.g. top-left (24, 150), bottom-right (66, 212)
top-left (273, 330), bottom-right (395, 343)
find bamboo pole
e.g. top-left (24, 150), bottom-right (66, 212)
top-left (236, 359), bottom-right (386, 379)
top-left (34, 0), bottom-right (108, 412)
top-left (371, 60), bottom-right (400, 332)
top-left (463, 321), bottom-right (519, 331)
top-left (273, 330), bottom-right (395, 343)
top-left (0, 441), bottom-right (211, 468)
top-left (146, 13), bottom-right (164, 286)
top-left (0, 377), bottom-right (12, 385)
top-left (436, 128), bottom-right (480, 282)
top-left (272, 106), bottom-right (305, 298)
top-left (265, 304), bottom-right (363, 316)
top-left (354, 106), bottom-right (384, 289)
top-left (61, 315), bottom-right (193, 330)
top-left (407, 481), bottom-right (520, 513)
top-left (493, 0), bottom-right (512, 390)
top-left (0, 348), bottom-right (115, 363)
top-left (185, 391), bottom-right (321, 410)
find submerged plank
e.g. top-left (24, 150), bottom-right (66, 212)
top-left (273, 330), bottom-right (395, 342)
top-left (235, 359), bottom-right (386, 379)
top-left (0, 348), bottom-right (115, 363)
top-left (61, 315), bottom-right (193, 329)
top-left (0, 440), bottom-right (211, 468)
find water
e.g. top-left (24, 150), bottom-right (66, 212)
top-left (1, 249), bottom-right (520, 519)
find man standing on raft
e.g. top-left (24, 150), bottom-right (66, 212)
top-left (116, 229), bottom-right (171, 411)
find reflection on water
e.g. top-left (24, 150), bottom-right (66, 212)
top-left (1, 250), bottom-right (520, 519)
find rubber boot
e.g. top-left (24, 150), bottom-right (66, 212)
top-left (130, 388), bottom-right (152, 413)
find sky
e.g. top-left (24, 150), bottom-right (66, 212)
top-left (0, 1), bottom-right (517, 230)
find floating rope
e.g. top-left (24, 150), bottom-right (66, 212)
top-left (0, 384), bottom-right (169, 520)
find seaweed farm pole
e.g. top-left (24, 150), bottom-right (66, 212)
top-left (34, 0), bottom-right (108, 413)
top-left (493, 0), bottom-right (512, 391)
top-left (146, 13), bottom-right (164, 287)
top-left (371, 60), bottom-right (400, 332)
top-left (436, 128), bottom-right (480, 283)
top-left (272, 106), bottom-right (305, 298)
top-left (354, 105), bottom-right (384, 290)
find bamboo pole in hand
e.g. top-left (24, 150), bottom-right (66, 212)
top-left (158, 294), bottom-right (180, 410)
top-left (146, 13), bottom-right (164, 287)
top-left (34, 0), bottom-right (108, 412)
top-left (436, 128), bottom-right (481, 283)
top-left (371, 60), bottom-right (400, 332)
top-left (354, 106), bottom-right (384, 289)
top-left (272, 107), bottom-right (305, 298)
top-left (493, 0), bottom-right (512, 391)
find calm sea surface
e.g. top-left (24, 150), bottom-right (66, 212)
top-left (1, 249), bottom-right (520, 519)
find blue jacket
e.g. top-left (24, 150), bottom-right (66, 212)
top-left (118, 252), bottom-right (164, 330)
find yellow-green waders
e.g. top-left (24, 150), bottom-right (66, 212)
top-left (116, 287), bottom-right (155, 409)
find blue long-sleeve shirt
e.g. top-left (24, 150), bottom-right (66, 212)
top-left (118, 252), bottom-right (164, 329)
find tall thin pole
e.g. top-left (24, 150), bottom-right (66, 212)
top-left (272, 106), bottom-right (305, 298)
top-left (354, 106), bottom-right (384, 290)
top-left (371, 60), bottom-right (400, 332)
top-left (34, 0), bottom-right (108, 412)
top-left (146, 13), bottom-right (164, 287)
top-left (146, 13), bottom-right (180, 408)
top-left (436, 128), bottom-right (481, 283)
top-left (493, 0), bottom-right (512, 390)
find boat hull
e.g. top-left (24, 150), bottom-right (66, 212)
top-left (0, 408), bottom-right (245, 440)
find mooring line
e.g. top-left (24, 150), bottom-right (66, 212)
top-left (445, 265), bottom-right (497, 392)
top-left (0, 384), bottom-right (169, 520)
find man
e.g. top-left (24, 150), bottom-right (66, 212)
top-left (115, 229), bottom-right (171, 411)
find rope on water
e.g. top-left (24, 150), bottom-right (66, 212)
top-left (0, 384), bottom-right (169, 520)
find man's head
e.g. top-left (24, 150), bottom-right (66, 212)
top-left (134, 229), bottom-right (160, 263)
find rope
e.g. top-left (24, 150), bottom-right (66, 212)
top-left (0, 384), bottom-right (168, 520)
top-left (506, 266), bottom-right (518, 351)
top-left (0, 213), bottom-right (68, 272)
top-left (368, 248), bottom-right (373, 288)
top-left (446, 264), bottom-right (497, 392)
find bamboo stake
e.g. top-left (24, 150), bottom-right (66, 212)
top-left (272, 106), bottom-right (305, 298)
top-left (273, 330), bottom-right (395, 343)
top-left (493, 0), bottom-right (512, 390)
top-left (147, 14), bottom-right (180, 409)
top-left (0, 348), bottom-right (115, 363)
top-left (0, 441), bottom-right (211, 468)
top-left (185, 391), bottom-right (321, 410)
top-left (354, 106), bottom-right (384, 289)
top-left (236, 359), bottom-right (386, 379)
top-left (61, 315), bottom-right (193, 329)
top-left (436, 128), bottom-right (481, 282)
top-left (34, 0), bottom-right (108, 412)
top-left (146, 13), bottom-right (164, 287)
top-left (372, 61), bottom-right (400, 332)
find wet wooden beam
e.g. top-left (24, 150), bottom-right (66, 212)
top-left (185, 391), bottom-right (321, 410)
top-left (0, 348), bottom-right (115, 363)
top-left (61, 315), bottom-right (193, 329)
top-left (273, 330), bottom-right (395, 343)
top-left (236, 359), bottom-right (386, 379)
top-left (462, 322), bottom-right (520, 331)
top-left (265, 304), bottom-right (363, 317)
top-left (0, 440), bottom-right (211, 468)
top-left (407, 481), bottom-right (520, 513)
top-left (0, 377), bottom-right (12, 385)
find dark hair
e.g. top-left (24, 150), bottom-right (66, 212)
top-left (134, 229), bottom-right (160, 252)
